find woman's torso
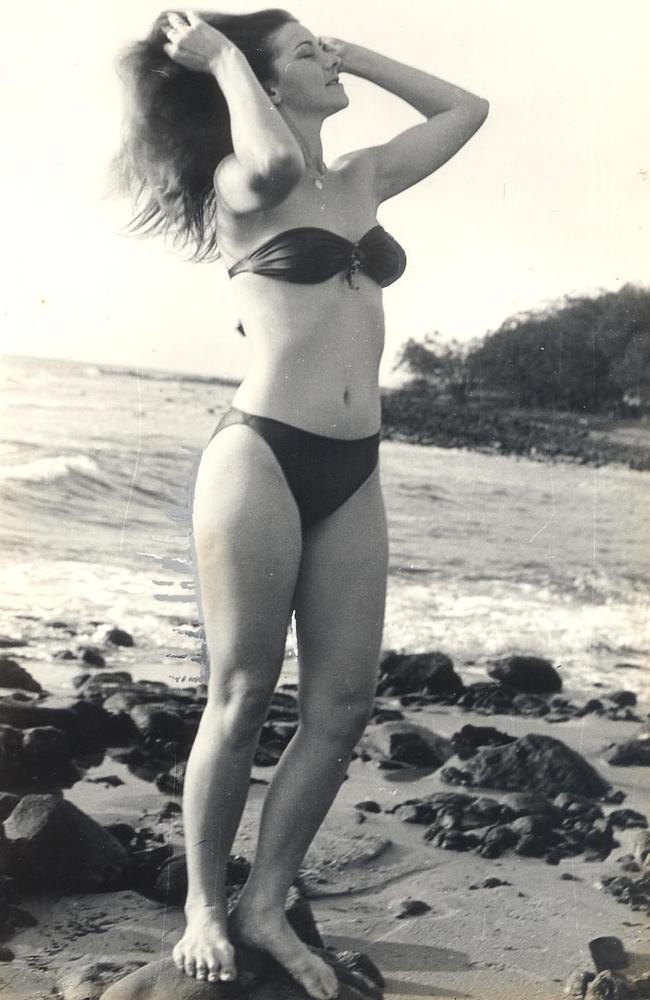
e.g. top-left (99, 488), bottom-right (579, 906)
top-left (216, 154), bottom-right (386, 439)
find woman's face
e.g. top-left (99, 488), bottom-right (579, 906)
top-left (267, 22), bottom-right (348, 117)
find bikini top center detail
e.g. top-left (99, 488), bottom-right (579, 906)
top-left (227, 224), bottom-right (407, 289)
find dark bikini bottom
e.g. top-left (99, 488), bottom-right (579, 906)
top-left (208, 406), bottom-right (380, 529)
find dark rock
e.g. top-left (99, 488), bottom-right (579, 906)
top-left (0, 658), bottom-right (42, 694)
top-left (393, 898), bottom-right (431, 918)
top-left (600, 871), bottom-right (650, 912)
top-left (426, 829), bottom-right (480, 851)
top-left (487, 655), bottom-right (562, 693)
top-left (376, 650), bottom-right (463, 699)
top-left (584, 970), bottom-right (634, 999)
top-left (361, 721), bottom-right (453, 769)
top-left (440, 733), bottom-right (609, 797)
top-left (511, 693), bottom-right (551, 716)
top-left (105, 627), bottom-right (135, 647)
top-left (509, 814), bottom-right (554, 837)
top-left (457, 682), bottom-right (517, 714)
top-left (605, 691), bottom-right (637, 708)
top-left (265, 689), bottom-right (299, 722)
top-left (0, 724), bottom-right (80, 792)
top-left (86, 774), bottom-right (124, 788)
top-left (82, 646), bottom-right (107, 668)
top-left (555, 792), bottom-right (602, 816)
top-left (75, 670), bottom-right (133, 692)
top-left (105, 823), bottom-right (137, 847)
top-left (607, 809), bottom-right (647, 830)
top-left (580, 699), bottom-right (606, 716)
top-left (0, 946), bottom-right (14, 961)
top-left (0, 900), bottom-right (38, 940)
top-left (603, 790), bottom-right (626, 805)
top-left (589, 936), bottom-right (628, 972)
top-left (565, 970), bottom-right (596, 998)
top-left (3, 793), bottom-right (128, 890)
top-left (54, 649), bottom-right (77, 660)
top-left (156, 762), bottom-right (187, 795)
top-left (605, 726), bottom-right (650, 766)
top-left (129, 704), bottom-right (188, 745)
top-left (478, 824), bottom-right (520, 859)
top-left (355, 800), bottom-right (381, 814)
top-left (468, 876), bottom-right (511, 889)
top-left (515, 833), bottom-right (552, 857)
top-left (157, 800), bottom-right (182, 821)
top-left (461, 796), bottom-right (507, 828)
top-left (450, 724), bottom-right (516, 759)
top-left (99, 944), bottom-right (382, 1000)
top-left (0, 696), bottom-right (113, 752)
top-left (387, 791), bottom-right (474, 825)
top-left (505, 793), bottom-right (560, 820)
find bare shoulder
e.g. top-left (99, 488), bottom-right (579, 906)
top-left (330, 147), bottom-right (377, 179)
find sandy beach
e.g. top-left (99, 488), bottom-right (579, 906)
top-left (1, 637), bottom-right (649, 1000)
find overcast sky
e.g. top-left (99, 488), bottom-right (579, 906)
top-left (2, 0), bottom-right (649, 383)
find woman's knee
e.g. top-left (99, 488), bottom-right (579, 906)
top-left (204, 670), bottom-right (277, 747)
top-left (300, 689), bottom-right (375, 748)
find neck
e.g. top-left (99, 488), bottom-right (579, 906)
top-left (279, 109), bottom-right (325, 173)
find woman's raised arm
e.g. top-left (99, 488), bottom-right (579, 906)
top-left (163, 11), bottom-right (305, 212)
top-left (323, 38), bottom-right (489, 204)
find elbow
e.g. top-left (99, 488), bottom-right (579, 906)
top-left (471, 97), bottom-right (490, 126)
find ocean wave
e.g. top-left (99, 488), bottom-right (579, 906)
top-left (0, 454), bottom-right (100, 483)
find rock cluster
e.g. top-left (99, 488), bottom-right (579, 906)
top-left (376, 651), bottom-right (640, 722)
top-left (387, 781), bottom-right (633, 864)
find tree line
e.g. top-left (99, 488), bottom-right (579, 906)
top-left (396, 284), bottom-right (650, 413)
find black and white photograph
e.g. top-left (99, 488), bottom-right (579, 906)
top-left (1, 2), bottom-right (649, 998)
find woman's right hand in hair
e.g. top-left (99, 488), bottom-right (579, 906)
top-left (162, 10), bottom-right (233, 73)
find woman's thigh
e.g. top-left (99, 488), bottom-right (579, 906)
top-left (192, 425), bottom-right (303, 692)
top-left (292, 464), bottom-right (388, 717)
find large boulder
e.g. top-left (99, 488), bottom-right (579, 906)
top-left (361, 721), bottom-right (453, 769)
top-left (3, 793), bottom-right (128, 889)
top-left (376, 651), bottom-right (463, 699)
top-left (0, 725), bottom-right (80, 792)
top-left (440, 733), bottom-right (609, 797)
top-left (58, 960), bottom-right (145, 1000)
top-left (0, 657), bottom-right (42, 694)
top-left (487, 655), bottom-right (562, 693)
top-left (0, 697), bottom-right (112, 752)
top-left (99, 947), bottom-right (384, 1000)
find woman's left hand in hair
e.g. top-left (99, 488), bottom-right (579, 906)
top-left (162, 10), bottom-right (233, 73)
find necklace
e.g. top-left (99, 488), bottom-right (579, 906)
top-left (308, 161), bottom-right (326, 190)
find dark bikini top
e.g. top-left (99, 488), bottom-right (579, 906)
top-left (227, 224), bottom-right (407, 289)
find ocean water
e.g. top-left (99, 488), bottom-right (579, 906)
top-left (1, 353), bottom-right (648, 700)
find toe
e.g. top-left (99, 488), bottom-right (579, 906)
top-left (184, 958), bottom-right (197, 978)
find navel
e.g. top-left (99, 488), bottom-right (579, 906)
top-left (343, 388), bottom-right (350, 406)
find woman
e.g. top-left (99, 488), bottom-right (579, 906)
top-left (116, 8), bottom-right (488, 997)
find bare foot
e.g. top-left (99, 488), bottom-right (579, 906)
top-left (172, 904), bottom-right (237, 984)
top-left (230, 901), bottom-right (339, 999)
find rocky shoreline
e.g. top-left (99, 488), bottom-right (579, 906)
top-left (1, 625), bottom-right (649, 999)
top-left (380, 387), bottom-right (650, 471)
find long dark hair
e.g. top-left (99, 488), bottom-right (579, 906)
top-left (112, 8), bottom-right (296, 261)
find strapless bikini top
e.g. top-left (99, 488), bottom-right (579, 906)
top-left (227, 224), bottom-right (407, 289)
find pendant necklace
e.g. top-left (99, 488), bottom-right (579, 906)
top-left (310, 161), bottom-right (326, 190)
